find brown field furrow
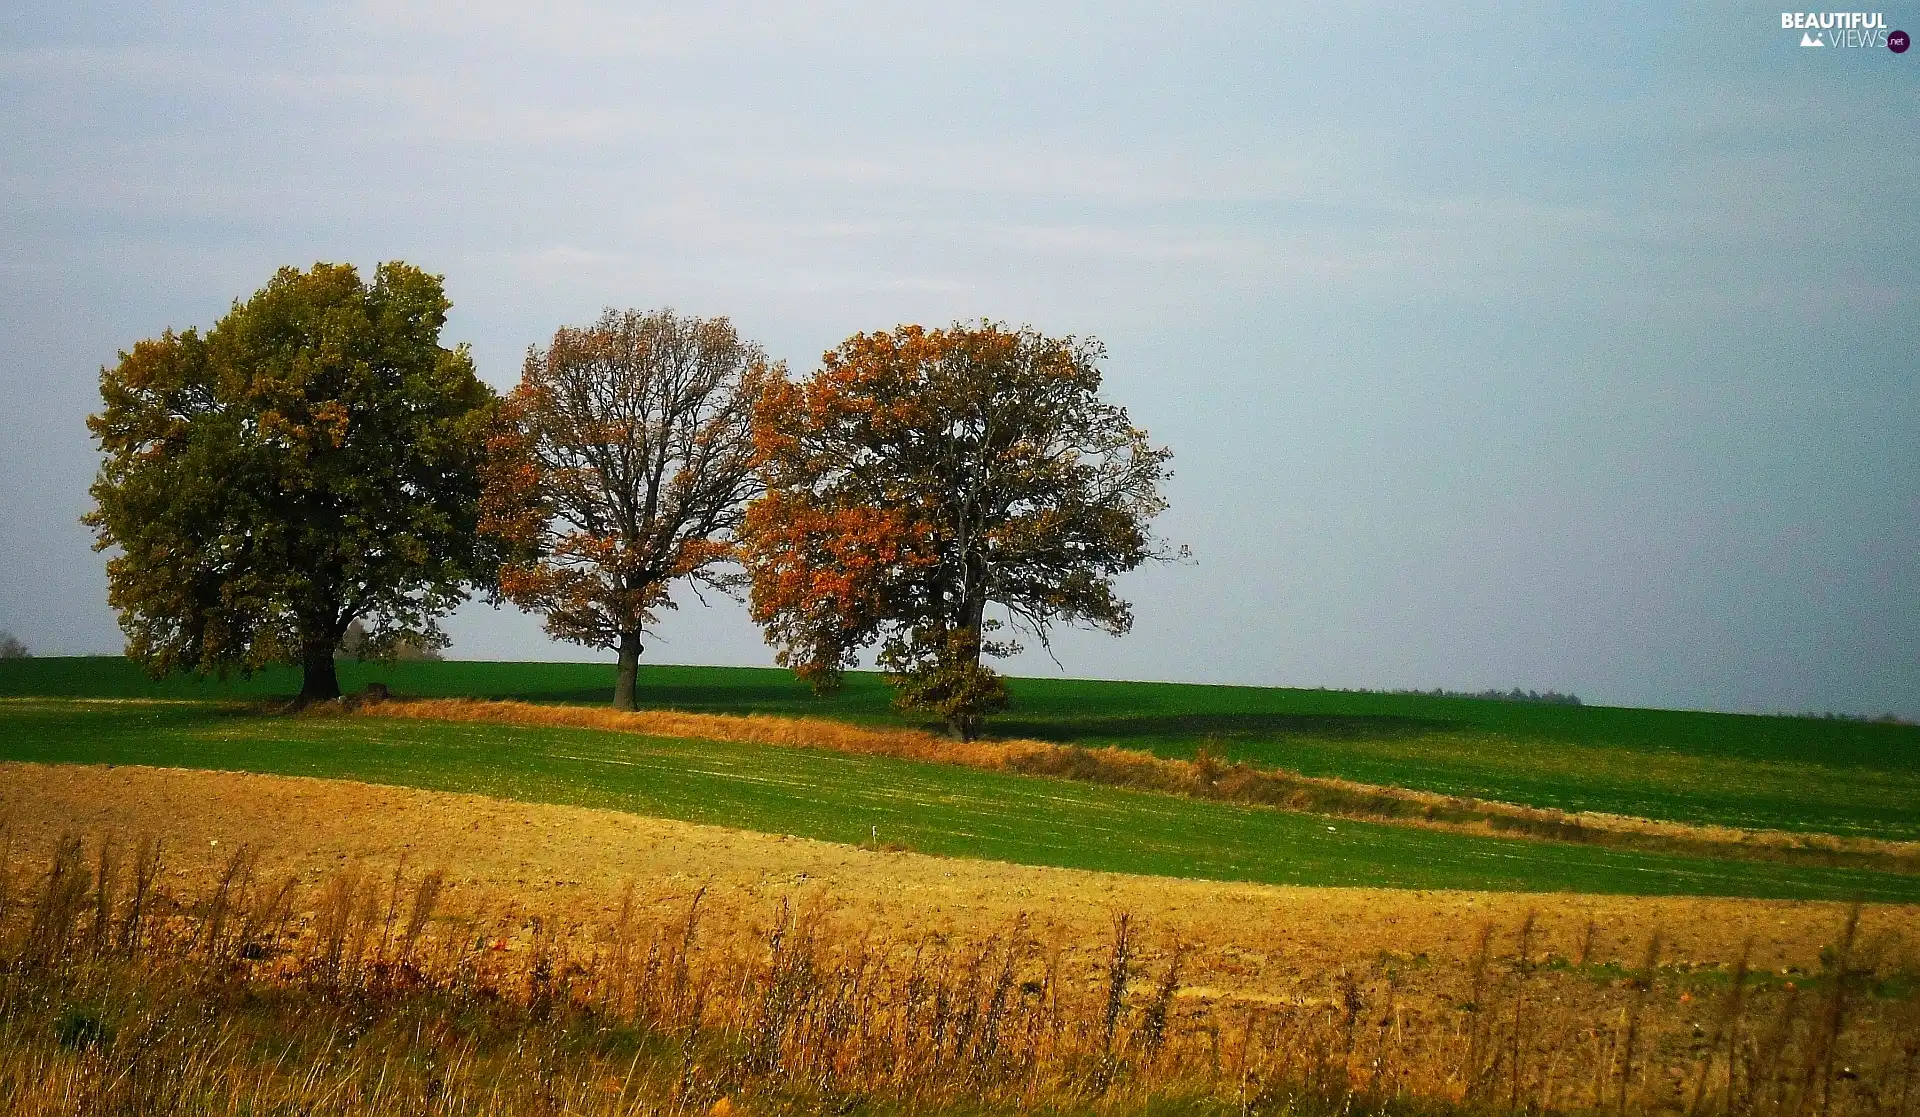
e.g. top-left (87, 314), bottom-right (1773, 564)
top-left (2, 760), bottom-right (1908, 988)
top-left (9, 761), bottom-right (1920, 1116)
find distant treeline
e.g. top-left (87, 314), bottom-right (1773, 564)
top-left (1803, 710), bottom-right (1914, 726)
top-left (1359, 686), bottom-right (1583, 706)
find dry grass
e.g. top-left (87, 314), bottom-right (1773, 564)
top-left (12, 761), bottom-right (1917, 994)
top-left (357, 696), bottom-right (1038, 768)
top-left (2, 824), bottom-right (1918, 1117)
top-left (352, 697), bottom-right (1920, 873)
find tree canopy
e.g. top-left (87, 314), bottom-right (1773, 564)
top-left (741, 322), bottom-right (1174, 738)
top-left (481, 308), bottom-right (776, 710)
top-left (85, 262), bottom-right (497, 703)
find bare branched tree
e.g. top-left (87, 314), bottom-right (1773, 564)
top-left (483, 309), bottom-right (777, 709)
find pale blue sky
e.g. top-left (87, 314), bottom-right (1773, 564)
top-left (2, 2), bottom-right (1915, 716)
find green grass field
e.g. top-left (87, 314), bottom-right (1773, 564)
top-left (3, 697), bottom-right (1919, 901)
top-left (5, 657), bottom-right (1916, 841)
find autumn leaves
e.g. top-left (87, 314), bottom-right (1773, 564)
top-left (486, 314), bottom-right (1174, 736)
top-left (480, 309), bottom-right (775, 712)
top-left (480, 314), bottom-right (1175, 736)
top-left (738, 324), bottom-right (1175, 738)
top-left (88, 263), bottom-right (1173, 733)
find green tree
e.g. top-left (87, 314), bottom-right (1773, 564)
top-left (740, 322), bottom-right (1176, 739)
top-left (84, 262), bottom-right (497, 704)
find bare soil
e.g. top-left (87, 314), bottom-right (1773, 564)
top-left (6, 761), bottom-right (1910, 999)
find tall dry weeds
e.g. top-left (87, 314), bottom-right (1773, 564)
top-left (191, 842), bottom-right (251, 959)
top-left (1510, 909), bottom-right (1538, 1111)
top-left (114, 834), bottom-right (160, 957)
top-left (1136, 940), bottom-right (1187, 1064)
top-left (1095, 911), bottom-right (1134, 1092)
top-left (1619, 929), bottom-right (1665, 1115)
top-left (1894, 986), bottom-right (1920, 1117)
top-left (1804, 903), bottom-right (1864, 1117)
top-left (0, 822), bottom-right (12, 929)
top-left (0, 832), bottom-right (1914, 1117)
top-left (1690, 939), bottom-right (1753, 1117)
top-left (21, 833), bottom-right (87, 968)
top-left (86, 834), bottom-right (114, 955)
top-left (1463, 919), bottom-right (1495, 1100)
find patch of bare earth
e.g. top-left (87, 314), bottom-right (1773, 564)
top-left (3, 762), bottom-right (1908, 994)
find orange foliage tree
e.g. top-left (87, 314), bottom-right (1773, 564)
top-left (741, 322), bottom-right (1176, 739)
top-left (482, 309), bottom-right (777, 709)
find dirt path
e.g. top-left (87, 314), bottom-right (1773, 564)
top-left (3, 762), bottom-right (1908, 995)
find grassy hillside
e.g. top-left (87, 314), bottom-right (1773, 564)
top-left (4, 697), bottom-right (1919, 901)
top-left (4, 656), bottom-right (1917, 840)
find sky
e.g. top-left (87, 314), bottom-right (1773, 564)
top-left (1, 1), bottom-right (1915, 718)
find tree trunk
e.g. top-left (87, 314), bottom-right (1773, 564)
top-left (613, 630), bottom-right (643, 711)
top-left (297, 639), bottom-right (342, 706)
top-left (944, 591), bottom-right (990, 741)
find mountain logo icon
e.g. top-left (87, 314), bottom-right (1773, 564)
top-left (1801, 30), bottom-right (1824, 46)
